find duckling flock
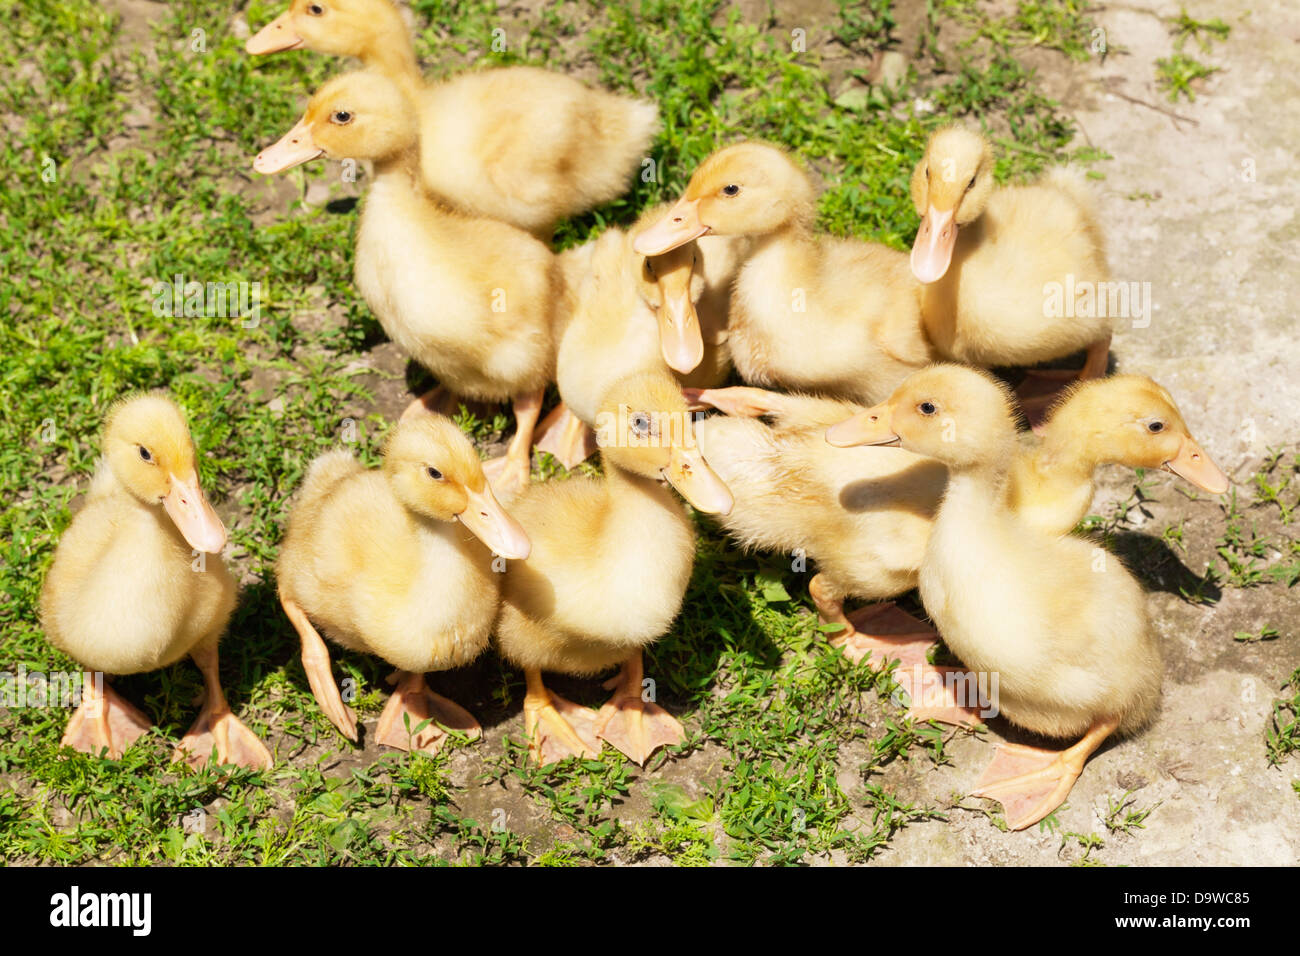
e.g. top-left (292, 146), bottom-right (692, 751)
top-left (39, 0), bottom-right (1233, 832)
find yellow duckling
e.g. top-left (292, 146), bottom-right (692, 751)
top-left (634, 141), bottom-right (933, 404)
top-left (254, 71), bottom-right (557, 495)
top-left (909, 126), bottom-right (1112, 420)
top-left (826, 364), bottom-right (1164, 829)
top-left (1008, 374), bottom-right (1229, 532)
top-left (697, 375), bottom-right (1226, 681)
top-left (40, 394), bottom-right (271, 769)
top-left (247, 0), bottom-right (659, 238)
top-left (276, 414), bottom-right (530, 754)
top-left (496, 370), bottom-right (734, 766)
top-left (537, 206), bottom-right (742, 468)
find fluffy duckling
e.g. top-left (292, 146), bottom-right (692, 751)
top-left (634, 141), bottom-right (933, 404)
top-left (909, 127), bottom-right (1112, 420)
top-left (693, 386), bottom-right (945, 666)
top-left (826, 364), bottom-right (1163, 829)
top-left (696, 375), bottom-right (1226, 682)
top-left (276, 414), bottom-right (530, 754)
top-left (537, 207), bottom-right (742, 468)
top-left (40, 394), bottom-right (271, 769)
top-left (247, 0), bottom-right (659, 238)
top-left (254, 71), bottom-right (557, 496)
top-left (496, 371), bottom-right (734, 766)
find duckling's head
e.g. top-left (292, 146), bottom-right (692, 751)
top-left (827, 364), bottom-right (1018, 469)
top-left (382, 415), bottom-right (531, 559)
top-left (909, 126), bottom-right (995, 284)
top-left (103, 393), bottom-right (228, 554)
top-left (1044, 375), bottom-right (1230, 494)
top-left (633, 142), bottom-right (816, 256)
top-left (594, 372), bottom-right (734, 515)
top-left (253, 71), bottom-right (415, 174)
top-left (247, 0), bottom-right (408, 61)
top-left (631, 207), bottom-right (707, 374)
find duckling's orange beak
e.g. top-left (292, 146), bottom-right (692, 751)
top-left (246, 11), bottom-right (304, 55)
top-left (655, 265), bottom-right (704, 376)
top-left (633, 199), bottom-right (708, 256)
top-left (825, 403), bottom-right (901, 447)
top-left (663, 445), bottom-right (733, 515)
top-left (457, 485), bottom-right (532, 560)
top-left (1165, 435), bottom-right (1229, 494)
top-left (253, 118), bottom-right (323, 174)
top-left (910, 206), bottom-right (957, 284)
top-left (163, 473), bottom-right (228, 554)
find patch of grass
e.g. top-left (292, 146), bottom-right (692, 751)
top-left (1266, 668), bottom-right (1300, 768)
top-left (942, 0), bottom-right (1101, 61)
top-left (1156, 52), bottom-right (1219, 102)
top-left (1233, 626), bottom-right (1280, 644)
top-left (1104, 789), bottom-right (1160, 834)
top-left (1169, 7), bottom-right (1231, 53)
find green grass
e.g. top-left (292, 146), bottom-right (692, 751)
top-left (1, 0), bottom-right (1280, 866)
top-left (1156, 52), bottom-right (1218, 102)
top-left (1154, 5), bottom-right (1231, 103)
top-left (1267, 668), bottom-right (1300, 769)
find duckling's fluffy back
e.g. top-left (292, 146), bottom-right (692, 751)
top-left (920, 167), bottom-right (1110, 367)
top-left (418, 67), bottom-right (659, 237)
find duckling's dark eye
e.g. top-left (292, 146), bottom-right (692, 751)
top-left (330, 110), bottom-right (353, 125)
top-left (643, 259), bottom-right (657, 280)
top-left (308, 3), bottom-right (325, 14)
top-left (967, 176), bottom-right (976, 189)
top-left (426, 466), bottom-right (443, 480)
top-left (138, 445), bottom-right (153, 462)
top-left (918, 402), bottom-right (937, 416)
top-left (722, 184), bottom-right (741, 197)
top-left (1147, 421), bottom-right (1165, 434)
top-left (630, 412), bottom-right (652, 436)
top-left (924, 166), bottom-right (930, 181)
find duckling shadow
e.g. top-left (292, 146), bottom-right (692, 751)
top-left (993, 346), bottom-right (1117, 386)
top-left (838, 459), bottom-right (947, 519)
top-left (1106, 530), bottom-right (1222, 604)
top-left (325, 197), bottom-right (358, 215)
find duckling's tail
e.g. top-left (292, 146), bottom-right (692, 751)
top-left (296, 449), bottom-right (363, 514)
top-left (1040, 166), bottom-right (1097, 215)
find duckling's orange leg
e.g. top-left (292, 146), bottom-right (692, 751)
top-left (522, 668), bottom-right (601, 766)
top-left (683, 385), bottom-right (787, 417)
top-left (61, 673), bottom-right (151, 759)
top-left (483, 389), bottom-right (544, 497)
top-left (1016, 335), bottom-right (1112, 431)
top-left (593, 651), bottom-right (684, 767)
top-left (281, 596), bottom-right (358, 742)
top-left (174, 638), bottom-right (273, 770)
top-left (971, 718), bottom-right (1120, 830)
top-left (374, 670), bottom-right (481, 756)
top-left (533, 402), bottom-right (597, 469)
top-left (809, 575), bottom-right (936, 669)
